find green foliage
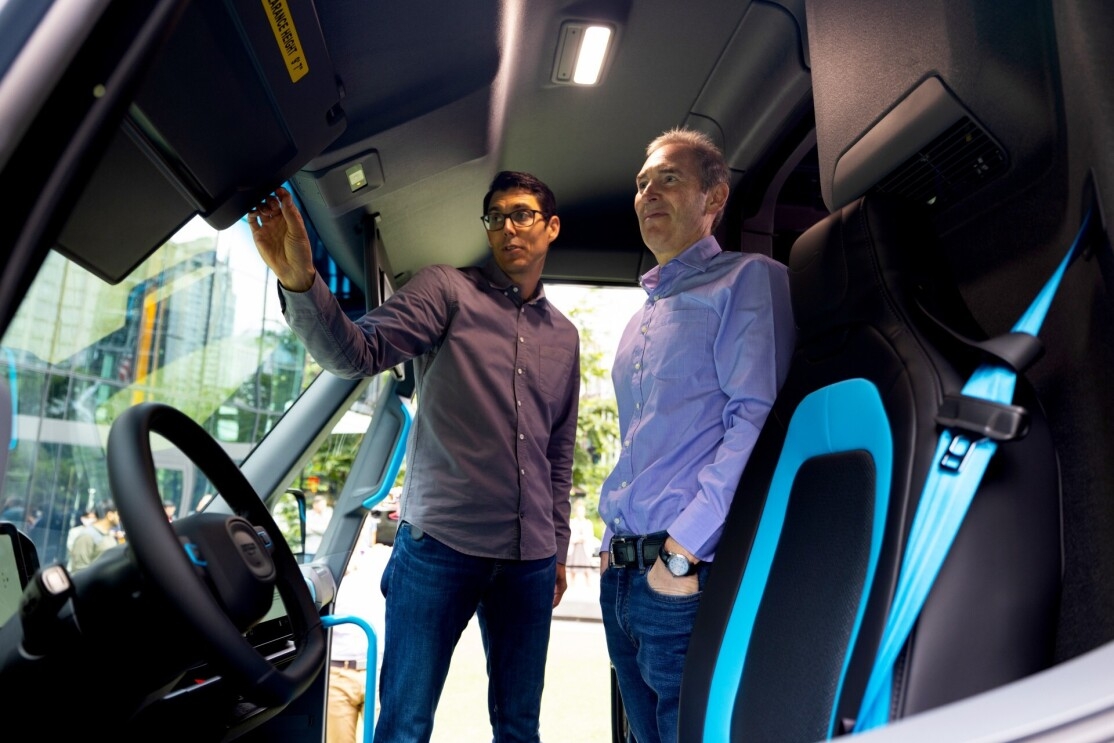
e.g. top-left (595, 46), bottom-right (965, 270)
top-left (272, 490), bottom-right (304, 550)
top-left (565, 295), bottom-right (624, 530)
top-left (304, 432), bottom-right (362, 495)
top-left (572, 397), bottom-right (619, 525)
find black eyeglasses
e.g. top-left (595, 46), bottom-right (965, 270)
top-left (481, 209), bottom-right (547, 231)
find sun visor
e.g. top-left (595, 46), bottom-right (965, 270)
top-left (57, 0), bottom-right (346, 284)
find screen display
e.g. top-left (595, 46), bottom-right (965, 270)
top-left (0, 532), bottom-right (23, 626)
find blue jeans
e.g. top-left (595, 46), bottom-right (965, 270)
top-left (375, 522), bottom-right (556, 743)
top-left (600, 561), bottom-right (708, 743)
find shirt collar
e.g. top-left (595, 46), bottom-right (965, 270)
top-left (478, 258), bottom-right (549, 306)
top-left (640, 235), bottom-right (722, 295)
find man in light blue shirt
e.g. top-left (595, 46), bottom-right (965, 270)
top-left (598, 128), bottom-right (796, 743)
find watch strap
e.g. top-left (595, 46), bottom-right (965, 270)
top-left (659, 544), bottom-right (697, 576)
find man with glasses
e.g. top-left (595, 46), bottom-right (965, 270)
top-left (249, 171), bottom-right (580, 743)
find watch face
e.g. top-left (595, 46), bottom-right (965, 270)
top-left (667, 553), bottom-right (691, 576)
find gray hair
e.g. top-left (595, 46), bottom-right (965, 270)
top-left (645, 127), bottom-right (729, 193)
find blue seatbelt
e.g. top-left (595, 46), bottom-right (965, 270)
top-left (853, 207), bottom-right (1095, 734)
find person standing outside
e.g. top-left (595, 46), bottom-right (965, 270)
top-left (326, 522), bottom-right (381, 743)
top-left (68, 500), bottom-right (121, 572)
top-left (248, 170), bottom-right (580, 743)
top-left (66, 504), bottom-right (96, 555)
top-left (566, 498), bottom-right (599, 589)
top-left (305, 493), bottom-right (333, 555)
top-left (598, 128), bottom-right (796, 743)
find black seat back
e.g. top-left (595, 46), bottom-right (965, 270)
top-left (677, 193), bottom-right (1062, 742)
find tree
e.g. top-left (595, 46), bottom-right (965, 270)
top-left (565, 297), bottom-right (623, 534)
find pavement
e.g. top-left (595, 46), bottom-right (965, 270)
top-left (347, 545), bottom-right (613, 742)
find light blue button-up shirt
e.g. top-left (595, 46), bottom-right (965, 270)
top-left (598, 236), bottom-right (795, 562)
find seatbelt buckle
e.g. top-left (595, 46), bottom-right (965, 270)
top-left (939, 433), bottom-right (975, 472)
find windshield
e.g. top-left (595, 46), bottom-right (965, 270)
top-left (0, 215), bottom-right (313, 568)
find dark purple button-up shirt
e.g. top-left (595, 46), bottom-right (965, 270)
top-left (279, 260), bottom-right (580, 561)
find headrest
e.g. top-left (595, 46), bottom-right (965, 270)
top-left (788, 193), bottom-right (946, 345)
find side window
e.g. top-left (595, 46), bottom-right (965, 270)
top-left (269, 374), bottom-right (408, 560)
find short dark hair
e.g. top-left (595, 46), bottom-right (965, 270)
top-left (93, 500), bottom-right (117, 519)
top-left (483, 171), bottom-right (557, 219)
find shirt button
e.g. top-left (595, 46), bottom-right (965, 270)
top-left (517, 368), bottom-right (523, 374)
top-left (620, 481), bottom-right (627, 488)
top-left (634, 362), bottom-right (641, 370)
top-left (635, 402), bottom-right (641, 409)
top-left (641, 325), bottom-right (647, 334)
top-left (613, 518), bottom-right (621, 525)
top-left (519, 336), bottom-right (525, 342)
top-left (517, 400), bottom-right (522, 406)
top-left (519, 434), bottom-right (525, 440)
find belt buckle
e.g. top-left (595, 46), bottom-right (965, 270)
top-left (610, 536), bottom-right (636, 567)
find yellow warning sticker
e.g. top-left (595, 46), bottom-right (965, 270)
top-left (262, 0), bottom-right (308, 83)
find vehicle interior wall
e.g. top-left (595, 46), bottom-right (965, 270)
top-left (805, 0), bottom-right (1114, 663)
top-left (1043, 0), bottom-right (1114, 661)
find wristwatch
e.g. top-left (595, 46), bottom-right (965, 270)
top-left (659, 545), bottom-right (698, 577)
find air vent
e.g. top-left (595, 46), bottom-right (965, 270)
top-left (874, 117), bottom-right (1007, 208)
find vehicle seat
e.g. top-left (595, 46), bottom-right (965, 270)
top-left (677, 192), bottom-right (1063, 742)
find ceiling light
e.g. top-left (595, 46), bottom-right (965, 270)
top-left (345, 163), bottom-right (367, 192)
top-left (552, 22), bottom-right (614, 86)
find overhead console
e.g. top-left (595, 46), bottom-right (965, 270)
top-left (57, 0), bottom-right (346, 284)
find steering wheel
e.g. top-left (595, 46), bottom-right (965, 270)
top-left (107, 402), bottom-right (326, 707)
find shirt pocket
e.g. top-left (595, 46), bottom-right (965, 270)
top-left (540, 346), bottom-right (575, 401)
top-left (646, 309), bottom-right (711, 380)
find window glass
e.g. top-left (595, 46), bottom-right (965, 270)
top-left (0, 216), bottom-right (314, 568)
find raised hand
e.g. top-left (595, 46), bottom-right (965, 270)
top-left (247, 186), bottom-right (316, 292)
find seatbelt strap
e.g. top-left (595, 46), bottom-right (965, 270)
top-left (853, 207), bottom-right (1095, 734)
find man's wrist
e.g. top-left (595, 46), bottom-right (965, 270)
top-left (663, 537), bottom-right (698, 563)
top-left (277, 269), bottom-right (315, 293)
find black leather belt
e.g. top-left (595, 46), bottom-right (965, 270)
top-left (330, 659), bottom-right (366, 671)
top-left (609, 532), bottom-right (667, 570)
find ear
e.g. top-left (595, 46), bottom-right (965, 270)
top-left (546, 214), bottom-right (561, 242)
top-left (705, 182), bottom-right (729, 214)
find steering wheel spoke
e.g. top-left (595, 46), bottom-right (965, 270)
top-left (107, 402), bottom-right (326, 707)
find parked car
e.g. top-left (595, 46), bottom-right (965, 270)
top-left (0, 1), bottom-right (1112, 741)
